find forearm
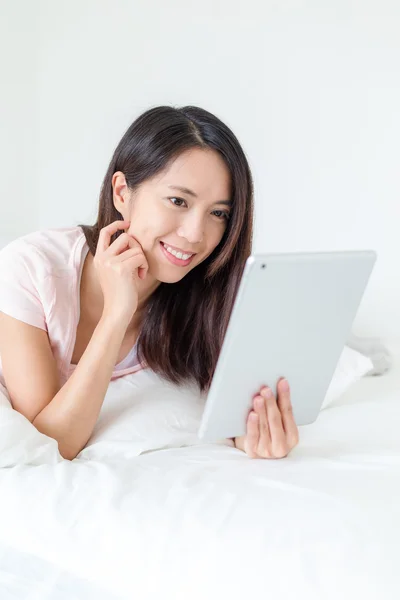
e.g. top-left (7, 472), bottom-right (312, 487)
top-left (33, 314), bottom-right (128, 460)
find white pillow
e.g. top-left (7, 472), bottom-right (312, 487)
top-left (76, 369), bottom-right (219, 462)
top-left (321, 345), bottom-right (373, 409)
top-left (0, 345), bottom-right (372, 466)
top-left (78, 345), bottom-right (372, 462)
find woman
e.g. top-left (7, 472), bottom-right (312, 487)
top-left (0, 105), bottom-right (299, 460)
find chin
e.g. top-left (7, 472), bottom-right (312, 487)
top-left (147, 258), bottom-right (196, 284)
top-left (153, 268), bottom-right (190, 284)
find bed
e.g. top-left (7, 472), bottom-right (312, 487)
top-left (0, 340), bottom-right (399, 600)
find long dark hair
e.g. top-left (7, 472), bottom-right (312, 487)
top-left (81, 105), bottom-right (254, 392)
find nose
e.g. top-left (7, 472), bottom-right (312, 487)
top-left (177, 212), bottom-right (204, 245)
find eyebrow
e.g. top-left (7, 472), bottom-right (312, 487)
top-left (167, 185), bottom-right (232, 206)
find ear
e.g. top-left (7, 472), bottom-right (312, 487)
top-left (112, 171), bottom-right (130, 220)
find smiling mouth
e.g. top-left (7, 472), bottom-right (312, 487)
top-left (160, 242), bottom-right (196, 260)
top-left (160, 242), bottom-right (196, 266)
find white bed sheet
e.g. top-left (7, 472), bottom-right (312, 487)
top-left (1, 341), bottom-right (400, 600)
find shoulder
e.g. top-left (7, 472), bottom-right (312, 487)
top-left (0, 227), bottom-right (87, 280)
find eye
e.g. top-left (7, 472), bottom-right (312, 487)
top-left (212, 209), bottom-right (230, 221)
top-left (168, 196), bottom-right (187, 207)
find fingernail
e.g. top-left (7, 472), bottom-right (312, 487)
top-left (280, 378), bottom-right (289, 392)
top-left (261, 386), bottom-right (272, 398)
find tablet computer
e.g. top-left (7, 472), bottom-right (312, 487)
top-left (198, 250), bottom-right (377, 442)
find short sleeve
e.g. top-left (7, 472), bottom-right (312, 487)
top-left (0, 239), bottom-right (47, 331)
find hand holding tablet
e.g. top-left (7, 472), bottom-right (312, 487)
top-left (198, 250), bottom-right (377, 444)
top-left (234, 378), bottom-right (299, 459)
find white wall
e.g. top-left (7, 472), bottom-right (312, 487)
top-left (1, 0), bottom-right (399, 338)
top-left (0, 0), bottom-right (38, 244)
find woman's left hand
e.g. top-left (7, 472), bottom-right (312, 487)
top-left (234, 378), bottom-right (299, 459)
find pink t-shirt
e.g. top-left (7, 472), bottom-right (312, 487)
top-left (0, 227), bottom-right (144, 389)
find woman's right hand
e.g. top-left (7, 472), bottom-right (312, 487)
top-left (94, 220), bottom-right (149, 324)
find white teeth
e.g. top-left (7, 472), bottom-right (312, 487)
top-left (163, 243), bottom-right (193, 261)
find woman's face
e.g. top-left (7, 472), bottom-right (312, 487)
top-left (113, 148), bottom-right (232, 283)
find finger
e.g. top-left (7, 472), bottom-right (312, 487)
top-left (261, 386), bottom-right (288, 459)
top-left (106, 232), bottom-right (137, 257)
top-left (277, 378), bottom-right (299, 450)
top-left (253, 393), bottom-right (271, 455)
top-left (245, 411), bottom-right (260, 458)
top-left (98, 221), bottom-right (131, 253)
top-left (132, 252), bottom-right (149, 280)
top-left (111, 248), bottom-right (149, 280)
top-left (111, 246), bottom-right (143, 262)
